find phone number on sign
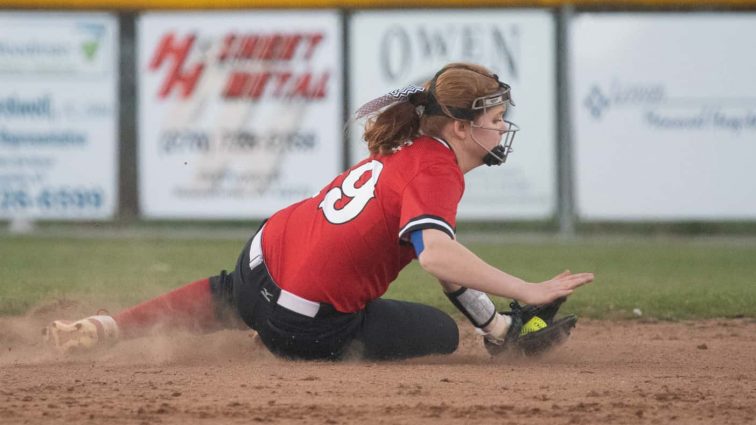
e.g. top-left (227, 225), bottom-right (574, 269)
top-left (0, 188), bottom-right (104, 211)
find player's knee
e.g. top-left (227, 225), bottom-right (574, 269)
top-left (209, 270), bottom-right (239, 324)
top-left (209, 271), bottom-right (231, 302)
top-left (362, 300), bottom-right (459, 358)
top-left (433, 310), bottom-right (460, 354)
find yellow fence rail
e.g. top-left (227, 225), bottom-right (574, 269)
top-left (2, 0), bottom-right (756, 9)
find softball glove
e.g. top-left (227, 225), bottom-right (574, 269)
top-left (484, 297), bottom-right (577, 357)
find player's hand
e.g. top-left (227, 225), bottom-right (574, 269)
top-left (519, 270), bottom-right (594, 305)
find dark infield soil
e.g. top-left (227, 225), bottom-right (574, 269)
top-left (1, 304), bottom-right (754, 425)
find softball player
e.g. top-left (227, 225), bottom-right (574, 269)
top-left (44, 63), bottom-right (593, 360)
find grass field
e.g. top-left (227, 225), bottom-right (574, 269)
top-left (1, 231), bottom-right (755, 319)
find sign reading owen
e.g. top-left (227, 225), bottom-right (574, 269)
top-left (349, 10), bottom-right (557, 220)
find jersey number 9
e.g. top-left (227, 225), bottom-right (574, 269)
top-left (319, 160), bottom-right (384, 224)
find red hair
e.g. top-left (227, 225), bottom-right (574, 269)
top-left (363, 63), bottom-right (502, 155)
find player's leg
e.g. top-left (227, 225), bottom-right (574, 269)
top-left (234, 272), bottom-right (457, 361)
top-left (113, 271), bottom-right (242, 338)
top-left (43, 223), bottom-right (270, 354)
top-left (43, 271), bottom-right (243, 353)
top-left (353, 298), bottom-right (459, 360)
top-left (231, 242), bottom-right (362, 360)
top-left (232, 267), bottom-right (456, 361)
top-left (230, 223), bottom-right (457, 361)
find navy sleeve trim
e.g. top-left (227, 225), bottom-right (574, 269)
top-left (410, 230), bottom-right (425, 256)
top-left (398, 214), bottom-right (455, 241)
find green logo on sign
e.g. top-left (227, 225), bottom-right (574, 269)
top-left (82, 40), bottom-right (100, 61)
top-left (77, 22), bottom-right (106, 62)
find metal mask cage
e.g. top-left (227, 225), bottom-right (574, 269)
top-left (471, 119), bottom-right (520, 165)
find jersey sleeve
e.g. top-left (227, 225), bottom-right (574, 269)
top-left (398, 163), bottom-right (464, 242)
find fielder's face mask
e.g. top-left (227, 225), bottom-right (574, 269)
top-left (425, 70), bottom-right (520, 166)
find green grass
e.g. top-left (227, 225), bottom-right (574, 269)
top-left (386, 238), bottom-right (756, 320)
top-left (1, 234), bottom-right (755, 319)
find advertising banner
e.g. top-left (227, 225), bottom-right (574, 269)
top-left (138, 12), bottom-right (342, 219)
top-left (0, 13), bottom-right (118, 220)
top-left (572, 14), bottom-right (756, 220)
top-left (349, 10), bottom-right (557, 220)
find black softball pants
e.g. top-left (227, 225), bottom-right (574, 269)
top-left (213, 230), bottom-right (459, 361)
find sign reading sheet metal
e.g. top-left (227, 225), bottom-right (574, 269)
top-left (0, 13), bottom-right (118, 219)
top-left (349, 10), bottom-right (556, 220)
top-left (572, 14), bottom-right (756, 220)
top-left (138, 12), bottom-right (342, 219)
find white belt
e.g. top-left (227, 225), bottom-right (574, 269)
top-left (249, 225), bottom-right (321, 318)
top-left (277, 289), bottom-right (321, 318)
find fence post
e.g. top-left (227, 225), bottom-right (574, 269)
top-left (556, 4), bottom-right (576, 237)
top-left (118, 12), bottom-right (139, 220)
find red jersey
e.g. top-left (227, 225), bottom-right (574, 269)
top-left (261, 135), bottom-right (465, 313)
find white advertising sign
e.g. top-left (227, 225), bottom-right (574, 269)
top-left (138, 12), bottom-right (342, 219)
top-left (349, 10), bottom-right (557, 219)
top-left (0, 13), bottom-right (118, 219)
top-left (572, 14), bottom-right (756, 220)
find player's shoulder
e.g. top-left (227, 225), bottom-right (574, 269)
top-left (381, 136), bottom-right (463, 186)
top-left (412, 136), bottom-right (462, 177)
top-left (386, 135), bottom-right (456, 166)
top-left (410, 135), bottom-right (455, 155)
top-left (362, 136), bottom-right (460, 183)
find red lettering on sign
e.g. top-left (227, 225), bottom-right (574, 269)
top-left (222, 71), bottom-right (329, 100)
top-left (218, 34), bottom-right (236, 63)
top-left (150, 33), bottom-right (204, 99)
top-left (303, 33), bottom-right (323, 60)
top-left (280, 35), bottom-right (302, 60)
top-left (311, 72), bottom-right (329, 99)
top-left (272, 72), bottom-right (293, 97)
top-left (214, 32), bottom-right (324, 62)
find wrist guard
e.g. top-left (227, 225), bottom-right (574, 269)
top-left (445, 287), bottom-right (496, 329)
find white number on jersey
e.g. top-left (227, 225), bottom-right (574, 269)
top-left (319, 160), bottom-right (384, 224)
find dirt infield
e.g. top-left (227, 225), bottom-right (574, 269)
top-left (1, 309), bottom-right (755, 425)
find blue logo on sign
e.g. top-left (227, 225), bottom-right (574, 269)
top-left (583, 80), bottom-right (756, 133)
top-left (584, 86), bottom-right (610, 118)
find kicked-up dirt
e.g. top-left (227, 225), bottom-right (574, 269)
top-left (1, 308), bottom-right (755, 425)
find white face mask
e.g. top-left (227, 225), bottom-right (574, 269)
top-left (467, 90), bottom-right (519, 166)
top-left (470, 119), bottom-right (520, 166)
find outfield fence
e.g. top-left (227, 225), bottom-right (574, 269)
top-left (5, 0), bottom-right (756, 8)
top-left (1, 2), bottom-right (755, 233)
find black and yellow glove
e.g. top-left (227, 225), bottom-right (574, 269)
top-left (484, 297), bottom-right (577, 357)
